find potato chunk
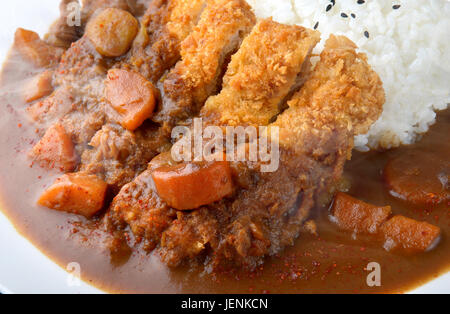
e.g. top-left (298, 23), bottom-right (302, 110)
top-left (24, 70), bottom-right (54, 103)
top-left (152, 161), bottom-right (234, 210)
top-left (38, 172), bottom-right (108, 218)
top-left (381, 215), bottom-right (441, 252)
top-left (30, 123), bottom-right (77, 172)
top-left (86, 8), bottom-right (139, 57)
top-left (105, 69), bottom-right (157, 131)
top-left (331, 192), bottom-right (392, 234)
top-left (14, 28), bottom-right (62, 67)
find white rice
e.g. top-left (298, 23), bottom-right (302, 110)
top-left (247, 0), bottom-right (450, 150)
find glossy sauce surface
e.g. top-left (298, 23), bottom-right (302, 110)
top-left (0, 50), bottom-right (449, 294)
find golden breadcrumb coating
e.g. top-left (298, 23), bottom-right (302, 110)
top-left (201, 18), bottom-right (320, 126)
top-left (127, 0), bottom-right (206, 83)
top-left (155, 0), bottom-right (256, 124)
top-left (272, 35), bottom-right (385, 150)
top-left (165, 0), bottom-right (207, 42)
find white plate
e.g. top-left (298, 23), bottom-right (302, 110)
top-left (0, 0), bottom-right (448, 294)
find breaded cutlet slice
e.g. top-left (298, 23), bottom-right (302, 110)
top-left (201, 18), bottom-right (320, 126)
top-left (127, 0), bottom-right (206, 83)
top-left (154, 0), bottom-right (256, 125)
top-left (271, 35), bottom-right (385, 152)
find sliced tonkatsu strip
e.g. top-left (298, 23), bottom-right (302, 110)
top-left (127, 0), bottom-right (207, 83)
top-left (201, 18), bottom-right (321, 126)
top-left (272, 35), bottom-right (385, 145)
top-left (106, 19), bottom-right (321, 265)
top-left (154, 0), bottom-right (256, 125)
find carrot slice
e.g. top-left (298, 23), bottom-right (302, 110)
top-left (384, 151), bottom-right (449, 205)
top-left (14, 28), bottom-right (62, 67)
top-left (24, 70), bottom-right (54, 103)
top-left (38, 172), bottom-right (108, 218)
top-left (152, 161), bottom-right (234, 210)
top-left (30, 123), bottom-right (77, 172)
top-left (381, 215), bottom-right (441, 252)
top-left (105, 69), bottom-right (157, 131)
top-left (331, 192), bottom-right (392, 234)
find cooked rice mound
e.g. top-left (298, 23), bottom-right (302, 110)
top-left (247, 0), bottom-right (450, 150)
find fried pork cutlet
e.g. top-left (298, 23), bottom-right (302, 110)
top-left (201, 18), bottom-right (320, 126)
top-left (106, 19), bottom-right (321, 263)
top-left (156, 36), bottom-right (383, 269)
top-left (127, 0), bottom-right (207, 83)
top-left (111, 34), bottom-right (383, 270)
top-left (154, 0), bottom-right (256, 125)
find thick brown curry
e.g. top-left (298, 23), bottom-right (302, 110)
top-left (0, 0), bottom-right (448, 293)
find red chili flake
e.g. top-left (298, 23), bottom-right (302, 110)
top-left (18, 123), bottom-right (22, 128)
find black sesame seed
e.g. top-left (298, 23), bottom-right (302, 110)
top-left (326, 4), bottom-right (333, 12)
top-left (393, 4), bottom-right (401, 10)
top-left (341, 13), bottom-right (348, 18)
top-left (364, 31), bottom-right (370, 38)
top-left (314, 22), bottom-right (319, 30)
top-left (351, 13), bottom-right (356, 18)
top-left (357, 0), bottom-right (365, 4)
top-left (331, 0), bottom-right (335, 5)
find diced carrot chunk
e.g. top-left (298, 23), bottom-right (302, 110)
top-left (381, 215), bottom-right (441, 252)
top-left (152, 161), bottom-right (234, 210)
top-left (384, 151), bottom-right (449, 205)
top-left (30, 123), bottom-right (77, 172)
top-left (14, 28), bottom-right (62, 67)
top-left (105, 69), bottom-right (157, 131)
top-left (331, 192), bottom-right (392, 234)
top-left (24, 70), bottom-right (54, 103)
top-left (38, 172), bottom-right (108, 218)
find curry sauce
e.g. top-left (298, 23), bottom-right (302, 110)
top-left (0, 46), bottom-right (449, 293)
